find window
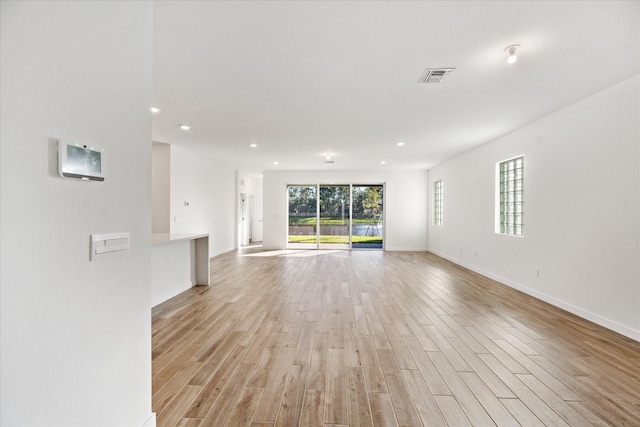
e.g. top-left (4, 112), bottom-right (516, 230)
top-left (498, 156), bottom-right (524, 236)
top-left (433, 180), bottom-right (443, 226)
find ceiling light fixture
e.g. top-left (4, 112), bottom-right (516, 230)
top-left (179, 124), bottom-right (191, 130)
top-left (273, 161), bottom-right (278, 165)
top-left (397, 142), bottom-right (405, 146)
top-left (504, 44), bottom-right (520, 64)
top-left (150, 107), bottom-right (161, 113)
top-left (380, 161), bottom-right (387, 165)
top-left (250, 143), bottom-right (258, 148)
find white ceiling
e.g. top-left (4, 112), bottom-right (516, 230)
top-left (152, 1), bottom-right (639, 175)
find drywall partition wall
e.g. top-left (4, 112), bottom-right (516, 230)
top-left (152, 142), bottom-right (171, 233)
top-left (0, 1), bottom-right (154, 426)
top-left (262, 169), bottom-right (428, 250)
top-left (170, 144), bottom-right (236, 256)
top-left (428, 75), bottom-right (640, 340)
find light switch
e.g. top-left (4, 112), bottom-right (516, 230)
top-left (95, 240), bottom-right (108, 254)
top-left (91, 232), bottom-right (130, 261)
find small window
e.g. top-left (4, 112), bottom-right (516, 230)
top-left (497, 156), bottom-right (524, 236)
top-left (433, 180), bottom-right (443, 226)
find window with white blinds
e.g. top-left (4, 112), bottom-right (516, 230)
top-left (498, 156), bottom-right (524, 236)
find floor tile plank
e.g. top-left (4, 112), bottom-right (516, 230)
top-left (325, 348), bottom-right (348, 425)
top-left (253, 346), bottom-right (297, 422)
top-left (401, 369), bottom-right (447, 426)
top-left (368, 393), bottom-right (398, 427)
top-left (275, 364), bottom-right (308, 427)
top-left (434, 395), bottom-right (472, 427)
top-left (299, 390), bottom-right (325, 426)
top-left (346, 367), bottom-right (374, 427)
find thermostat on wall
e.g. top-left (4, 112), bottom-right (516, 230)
top-left (57, 140), bottom-right (105, 181)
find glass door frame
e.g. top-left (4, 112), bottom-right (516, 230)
top-left (351, 184), bottom-right (385, 251)
top-left (286, 184), bottom-right (319, 250)
top-left (286, 183), bottom-right (385, 251)
top-left (318, 184), bottom-right (352, 250)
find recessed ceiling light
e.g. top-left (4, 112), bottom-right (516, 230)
top-left (150, 107), bottom-right (161, 113)
top-left (273, 161), bottom-right (278, 165)
top-left (250, 143), bottom-right (258, 148)
top-left (505, 44), bottom-right (520, 64)
top-left (380, 161), bottom-right (387, 165)
top-left (397, 142), bottom-right (405, 146)
top-left (179, 124), bottom-right (191, 130)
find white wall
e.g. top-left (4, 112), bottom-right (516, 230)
top-left (0, 1), bottom-right (154, 426)
top-left (263, 169), bottom-right (429, 251)
top-left (428, 75), bottom-right (640, 340)
top-left (170, 145), bottom-right (237, 256)
top-left (152, 142), bottom-right (171, 233)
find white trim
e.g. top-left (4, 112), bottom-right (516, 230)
top-left (386, 247), bottom-right (428, 252)
top-left (151, 281), bottom-right (192, 308)
top-left (428, 249), bottom-right (640, 341)
top-left (141, 413), bottom-right (156, 427)
top-left (211, 246), bottom-right (235, 258)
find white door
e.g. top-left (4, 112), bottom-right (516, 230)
top-left (241, 193), bottom-right (250, 246)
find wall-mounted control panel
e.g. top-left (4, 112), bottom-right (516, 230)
top-left (58, 140), bottom-right (105, 181)
top-left (91, 232), bottom-right (129, 261)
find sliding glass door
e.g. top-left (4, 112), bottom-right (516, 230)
top-left (287, 184), bottom-right (383, 250)
top-left (352, 185), bottom-right (383, 249)
top-left (287, 185), bottom-right (318, 249)
top-left (319, 185), bottom-right (350, 249)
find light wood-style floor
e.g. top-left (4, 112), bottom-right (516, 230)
top-left (152, 249), bottom-right (640, 426)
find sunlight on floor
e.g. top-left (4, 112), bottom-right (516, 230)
top-left (241, 249), bottom-right (344, 258)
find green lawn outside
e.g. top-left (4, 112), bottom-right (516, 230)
top-left (288, 235), bottom-right (383, 244)
top-left (289, 217), bottom-right (379, 225)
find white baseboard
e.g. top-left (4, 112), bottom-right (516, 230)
top-left (260, 246), bottom-right (283, 251)
top-left (385, 247), bottom-right (428, 252)
top-left (427, 249), bottom-right (640, 342)
top-left (141, 413), bottom-right (156, 427)
top-left (210, 246), bottom-right (236, 258)
top-left (151, 281), bottom-right (193, 308)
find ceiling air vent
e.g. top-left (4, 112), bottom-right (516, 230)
top-left (419, 68), bottom-right (455, 84)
